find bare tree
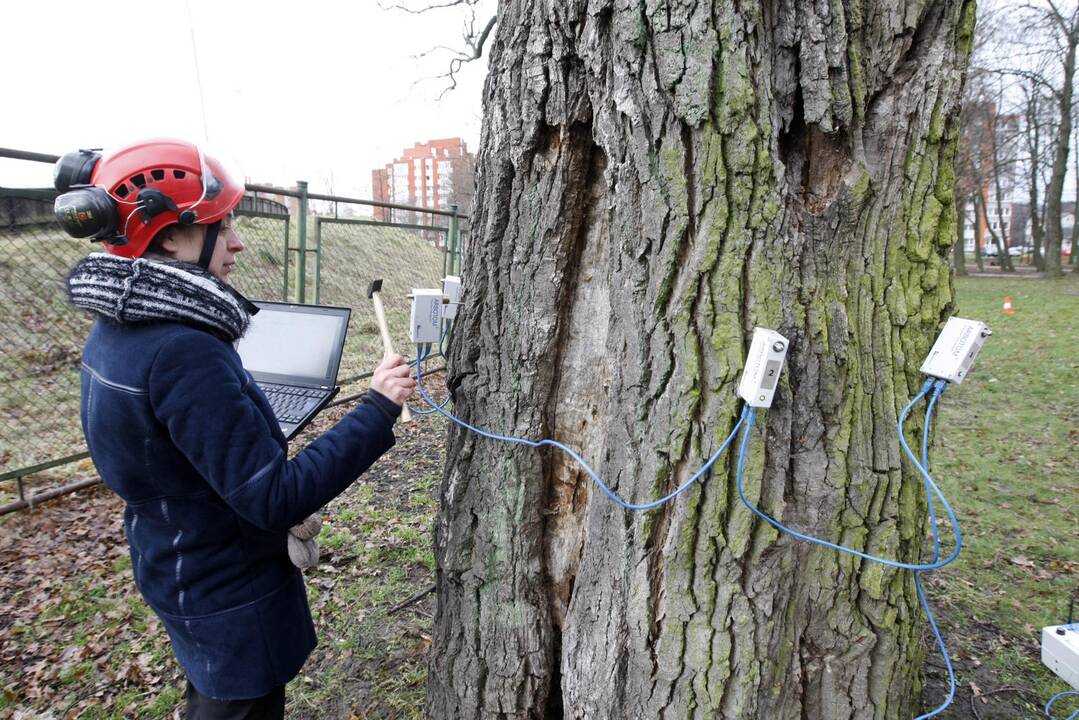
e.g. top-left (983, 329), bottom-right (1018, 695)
top-left (1020, 72), bottom-right (1059, 270)
top-left (386, 0), bottom-right (498, 98)
top-left (960, 72), bottom-right (1019, 271)
top-left (986, 93), bottom-right (1021, 272)
top-left (429, 0), bottom-right (976, 718)
top-left (956, 87), bottom-right (980, 274)
top-left (1003, 0), bottom-right (1079, 276)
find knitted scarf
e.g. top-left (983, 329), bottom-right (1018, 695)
top-left (67, 253), bottom-right (258, 341)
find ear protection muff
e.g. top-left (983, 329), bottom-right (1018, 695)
top-left (54, 187), bottom-right (123, 243)
top-left (53, 149), bottom-right (126, 244)
top-left (53, 149), bottom-right (101, 194)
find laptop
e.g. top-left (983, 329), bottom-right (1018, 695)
top-left (234, 301), bottom-right (351, 439)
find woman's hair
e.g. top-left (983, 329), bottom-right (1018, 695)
top-left (146, 225), bottom-right (177, 256)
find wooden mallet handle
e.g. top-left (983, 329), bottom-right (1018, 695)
top-left (369, 290), bottom-right (412, 423)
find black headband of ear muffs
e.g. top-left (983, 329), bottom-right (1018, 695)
top-left (197, 220), bottom-right (222, 270)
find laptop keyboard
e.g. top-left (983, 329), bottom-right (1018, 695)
top-left (259, 382), bottom-right (329, 425)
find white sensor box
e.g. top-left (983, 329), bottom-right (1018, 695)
top-left (442, 275), bottom-right (462, 320)
top-left (920, 317), bottom-right (991, 384)
top-left (410, 289), bottom-right (444, 344)
top-left (738, 327), bottom-right (789, 408)
top-left (1042, 624), bottom-right (1079, 691)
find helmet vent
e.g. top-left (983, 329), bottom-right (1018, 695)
top-left (150, 169), bottom-right (165, 181)
top-left (173, 170), bottom-right (186, 179)
top-left (114, 184), bottom-right (130, 199)
top-left (130, 173), bottom-right (146, 188)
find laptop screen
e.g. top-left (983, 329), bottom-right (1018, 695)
top-left (235, 302), bottom-right (351, 386)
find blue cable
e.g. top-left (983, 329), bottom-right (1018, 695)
top-left (897, 378), bottom-right (963, 568)
top-left (439, 320), bottom-right (451, 358)
top-left (414, 348), bottom-right (746, 511)
top-left (408, 338), bottom-right (451, 415)
top-left (921, 382), bottom-right (944, 563)
top-left (913, 379), bottom-right (956, 720)
top-left (1046, 690), bottom-right (1079, 720)
top-left (411, 394), bottom-right (451, 415)
top-left (735, 378), bottom-right (961, 571)
top-left (406, 343), bottom-right (436, 368)
top-left (913, 573), bottom-right (954, 720)
top-left (735, 379), bottom-right (960, 719)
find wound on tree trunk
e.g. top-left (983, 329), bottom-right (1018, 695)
top-left (428, 1), bottom-right (974, 717)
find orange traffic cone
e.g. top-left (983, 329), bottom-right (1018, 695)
top-left (1002, 296), bottom-right (1015, 314)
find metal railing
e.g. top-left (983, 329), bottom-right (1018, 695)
top-left (0, 147), bottom-right (468, 509)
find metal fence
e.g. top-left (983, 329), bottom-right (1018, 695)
top-left (0, 147), bottom-right (466, 507)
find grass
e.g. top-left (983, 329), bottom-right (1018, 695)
top-left (925, 274), bottom-right (1079, 716)
top-left (282, 412), bottom-right (446, 719)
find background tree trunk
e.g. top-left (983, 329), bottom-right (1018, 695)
top-left (955, 195), bottom-right (968, 275)
top-left (429, 0), bottom-right (974, 717)
top-left (1026, 88), bottom-right (1047, 272)
top-left (1043, 35), bottom-right (1076, 277)
top-left (1072, 134), bottom-right (1078, 266)
top-left (972, 192), bottom-right (984, 270)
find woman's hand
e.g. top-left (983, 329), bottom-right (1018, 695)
top-left (371, 354), bottom-right (417, 407)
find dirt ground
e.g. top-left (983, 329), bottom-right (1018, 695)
top-left (0, 373), bottom-right (449, 719)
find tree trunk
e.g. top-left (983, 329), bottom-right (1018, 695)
top-left (972, 192), bottom-right (985, 271)
top-left (989, 206), bottom-right (1015, 272)
top-left (1031, 193), bottom-right (1045, 271)
top-left (429, 1), bottom-right (974, 718)
top-left (955, 195), bottom-right (968, 275)
top-left (1072, 133), bottom-right (1078, 266)
top-left (1027, 91), bottom-right (1046, 272)
top-left (987, 112), bottom-right (1015, 272)
top-left (1044, 36), bottom-right (1077, 277)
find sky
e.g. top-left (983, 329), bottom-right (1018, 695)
top-left (1, 0), bottom-right (496, 198)
top-left (4, 1), bottom-right (1074, 206)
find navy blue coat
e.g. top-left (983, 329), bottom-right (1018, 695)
top-left (80, 318), bottom-right (396, 699)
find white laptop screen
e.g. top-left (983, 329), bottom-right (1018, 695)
top-left (235, 303), bottom-right (350, 385)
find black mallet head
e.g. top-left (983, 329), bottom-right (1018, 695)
top-left (367, 278), bottom-right (383, 298)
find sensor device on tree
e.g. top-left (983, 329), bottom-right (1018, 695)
top-left (442, 275), bottom-right (462, 320)
top-left (409, 288), bottom-right (445, 344)
top-left (737, 327), bottom-right (789, 408)
top-left (920, 317), bottom-right (991, 384)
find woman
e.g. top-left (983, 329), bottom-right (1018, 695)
top-left (57, 139), bottom-right (415, 718)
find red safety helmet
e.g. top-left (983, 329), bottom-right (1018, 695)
top-left (54, 139), bottom-right (245, 259)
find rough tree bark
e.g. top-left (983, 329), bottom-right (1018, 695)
top-left (429, 0), bottom-right (974, 718)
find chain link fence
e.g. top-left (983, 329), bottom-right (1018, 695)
top-left (0, 149), bottom-right (466, 509)
top-left (0, 186), bottom-right (92, 487)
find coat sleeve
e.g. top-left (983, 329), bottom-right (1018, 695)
top-left (147, 330), bottom-right (396, 531)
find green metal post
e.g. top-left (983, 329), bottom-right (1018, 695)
top-left (313, 216), bottom-right (322, 304)
top-left (442, 220), bottom-right (451, 279)
top-left (282, 218), bottom-right (291, 301)
top-left (296, 180), bottom-right (308, 304)
top-left (448, 204), bottom-right (459, 276)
